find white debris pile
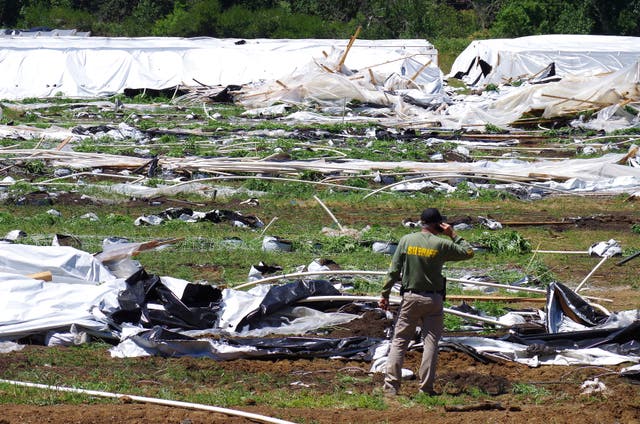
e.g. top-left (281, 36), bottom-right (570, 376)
top-left (235, 44), bottom-right (445, 114)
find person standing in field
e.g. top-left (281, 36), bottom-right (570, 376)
top-left (379, 207), bottom-right (474, 396)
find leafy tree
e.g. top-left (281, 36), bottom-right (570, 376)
top-left (0, 0), bottom-right (21, 26)
top-left (589, 0), bottom-right (640, 35)
top-left (616, 0), bottom-right (640, 35)
top-left (289, 0), bottom-right (365, 22)
top-left (153, 0), bottom-right (221, 37)
top-left (360, 0), bottom-right (479, 39)
top-left (219, 0), bottom-right (279, 10)
top-left (491, 0), bottom-right (640, 37)
top-left (490, 0), bottom-right (548, 37)
top-left (552, 1), bottom-right (594, 34)
top-left (469, 0), bottom-right (504, 29)
top-left (19, 2), bottom-right (93, 30)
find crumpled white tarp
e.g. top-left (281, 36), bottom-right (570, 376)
top-left (216, 284), bottom-right (357, 334)
top-left (449, 34), bottom-right (640, 86)
top-left (485, 61), bottom-right (640, 120)
top-left (0, 244), bottom-right (197, 343)
top-left (438, 60), bottom-right (640, 129)
top-left (0, 124), bottom-right (84, 142)
top-left (0, 243), bottom-right (360, 350)
top-left (0, 37), bottom-right (436, 99)
top-left (443, 336), bottom-right (640, 367)
top-left (0, 272), bottom-right (124, 340)
top-left (0, 243), bottom-right (117, 285)
top-left (236, 45), bottom-right (442, 110)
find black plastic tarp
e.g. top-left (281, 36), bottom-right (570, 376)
top-left (110, 269), bottom-right (222, 330)
top-left (128, 326), bottom-right (382, 360)
top-left (235, 279), bottom-right (342, 331)
top-left (504, 321), bottom-right (640, 356)
top-left (546, 281), bottom-right (609, 333)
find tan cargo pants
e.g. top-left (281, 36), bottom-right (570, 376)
top-left (383, 291), bottom-right (443, 395)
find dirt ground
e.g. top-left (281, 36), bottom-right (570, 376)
top-left (2, 194), bottom-right (640, 423)
top-left (1, 347), bottom-right (639, 424)
top-left (2, 303), bottom-right (640, 424)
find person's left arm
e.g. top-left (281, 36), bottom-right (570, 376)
top-left (379, 239), bottom-right (405, 309)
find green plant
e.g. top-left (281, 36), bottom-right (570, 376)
top-left (472, 300), bottom-right (507, 318)
top-left (476, 230), bottom-right (532, 254)
top-left (144, 178), bottom-right (164, 188)
top-left (484, 123), bottom-right (508, 134)
top-left (512, 382), bottom-right (550, 404)
top-left (443, 312), bottom-right (464, 331)
top-left (485, 83), bottom-right (499, 92)
top-left (8, 181), bottom-right (35, 196)
top-left (24, 160), bottom-right (47, 174)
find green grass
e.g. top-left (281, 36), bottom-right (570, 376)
top-left (512, 382), bottom-right (551, 404)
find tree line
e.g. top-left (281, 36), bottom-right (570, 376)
top-left (1, 0), bottom-right (639, 40)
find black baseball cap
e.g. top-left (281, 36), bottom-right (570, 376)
top-left (421, 208), bottom-right (446, 224)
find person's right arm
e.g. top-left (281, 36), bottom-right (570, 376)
top-left (440, 223), bottom-right (474, 260)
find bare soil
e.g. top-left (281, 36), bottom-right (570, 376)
top-left (2, 193), bottom-right (640, 423)
top-left (2, 299), bottom-right (640, 424)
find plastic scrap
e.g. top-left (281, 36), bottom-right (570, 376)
top-left (134, 207), bottom-right (264, 228)
top-left (588, 239), bottom-right (622, 258)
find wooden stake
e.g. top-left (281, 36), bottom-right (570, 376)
top-left (617, 144), bottom-right (639, 165)
top-left (408, 59), bottom-right (432, 83)
top-left (368, 69), bottom-right (377, 85)
top-left (541, 93), bottom-right (609, 106)
top-left (335, 25), bottom-right (362, 72)
top-left (55, 136), bottom-right (73, 151)
top-left (320, 64), bottom-right (335, 74)
top-left (26, 271), bottom-right (53, 281)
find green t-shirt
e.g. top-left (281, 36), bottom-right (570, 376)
top-left (381, 231), bottom-right (474, 298)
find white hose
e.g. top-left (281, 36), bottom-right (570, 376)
top-left (0, 379), bottom-right (296, 424)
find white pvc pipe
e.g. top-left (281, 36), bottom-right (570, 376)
top-left (575, 256), bottom-right (609, 293)
top-left (449, 277), bottom-right (612, 303)
top-left (533, 250), bottom-right (590, 254)
top-left (296, 295), bottom-right (510, 327)
top-left (447, 277), bottom-right (545, 294)
top-left (233, 270), bottom-right (385, 290)
top-left (233, 270), bottom-right (612, 303)
top-left (0, 379), bottom-right (296, 424)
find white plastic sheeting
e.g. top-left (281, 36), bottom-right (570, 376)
top-left (0, 36), bottom-right (437, 99)
top-left (449, 34), bottom-right (640, 86)
top-left (0, 244), bottom-right (359, 348)
top-left (217, 284), bottom-right (356, 334)
top-left (475, 60), bottom-right (640, 126)
top-left (0, 243), bottom-right (117, 285)
top-left (0, 272), bottom-right (124, 340)
top-left (235, 44), bottom-right (443, 109)
top-left (442, 336), bottom-right (640, 367)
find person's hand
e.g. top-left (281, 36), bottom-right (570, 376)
top-left (440, 222), bottom-right (456, 239)
top-left (379, 297), bottom-right (389, 311)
